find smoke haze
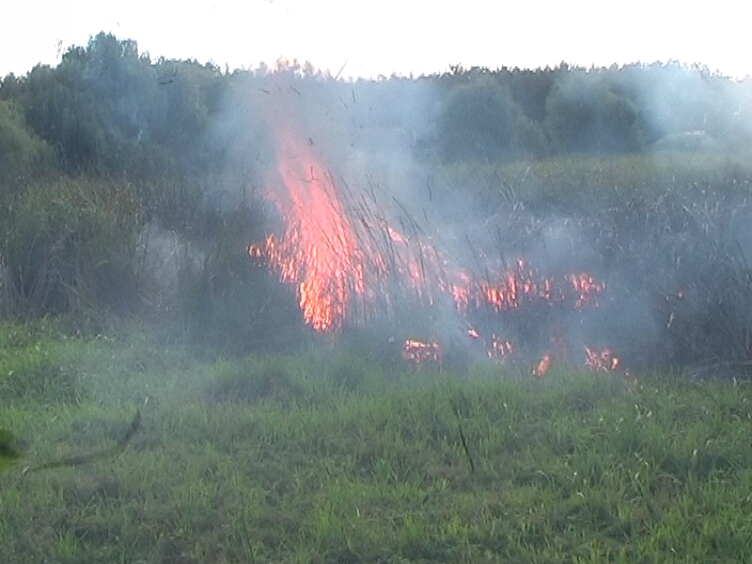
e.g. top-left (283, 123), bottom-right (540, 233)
top-left (203, 63), bottom-right (752, 371)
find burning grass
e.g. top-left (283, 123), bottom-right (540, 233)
top-left (3, 321), bottom-right (752, 563)
top-left (247, 121), bottom-right (634, 378)
top-left (237, 107), bottom-right (752, 378)
top-left (425, 152), bottom-right (752, 373)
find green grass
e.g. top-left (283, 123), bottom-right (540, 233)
top-left (438, 151), bottom-right (752, 211)
top-left (2, 321), bottom-right (752, 563)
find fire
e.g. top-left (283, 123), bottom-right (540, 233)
top-left (465, 323), bottom-right (513, 362)
top-left (568, 273), bottom-right (606, 308)
top-left (584, 346), bottom-right (620, 372)
top-left (255, 123), bottom-right (372, 332)
top-left (531, 347), bottom-right (621, 378)
top-left (250, 113), bottom-right (622, 373)
top-left (248, 243), bottom-right (265, 258)
top-left (488, 335), bottom-right (513, 360)
top-left (450, 260), bottom-right (552, 313)
top-left (402, 339), bottom-right (442, 365)
top-left (533, 353), bottom-right (551, 377)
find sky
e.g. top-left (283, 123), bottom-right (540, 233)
top-left (2, 0), bottom-right (750, 79)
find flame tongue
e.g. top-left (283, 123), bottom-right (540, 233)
top-left (533, 353), bottom-right (552, 377)
top-left (263, 128), bottom-right (367, 332)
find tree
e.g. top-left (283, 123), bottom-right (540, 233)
top-left (0, 99), bottom-right (54, 185)
top-left (437, 75), bottom-right (547, 162)
top-left (15, 34), bottom-right (156, 175)
top-left (544, 70), bottom-right (646, 154)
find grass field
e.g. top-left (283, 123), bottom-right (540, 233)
top-left (436, 151), bottom-right (752, 214)
top-left (2, 321), bottom-right (752, 563)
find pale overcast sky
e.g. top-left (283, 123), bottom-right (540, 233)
top-left (2, 1), bottom-right (749, 79)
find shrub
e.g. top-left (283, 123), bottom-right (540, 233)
top-left (0, 99), bottom-right (55, 187)
top-left (437, 75), bottom-right (547, 162)
top-left (0, 177), bottom-right (144, 317)
top-left (544, 71), bottom-right (647, 155)
top-left (175, 202), bottom-right (305, 352)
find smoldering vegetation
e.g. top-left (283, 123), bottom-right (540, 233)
top-left (1, 32), bottom-right (752, 374)
top-left (454, 159), bottom-right (752, 371)
top-left (6, 31), bottom-right (752, 564)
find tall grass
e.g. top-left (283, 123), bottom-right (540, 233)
top-left (0, 176), bottom-right (144, 317)
top-left (435, 152), bottom-right (752, 370)
top-left (0, 173), bottom-right (303, 351)
top-left (438, 151), bottom-right (752, 210)
top-left (3, 151), bottom-right (752, 366)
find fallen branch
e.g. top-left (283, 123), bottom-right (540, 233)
top-left (22, 410), bottom-right (141, 475)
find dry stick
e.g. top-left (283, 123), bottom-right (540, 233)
top-left (464, 232), bottom-right (489, 281)
top-left (22, 410), bottom-right (142, 475)
top-left (391, 196), bottom-right (426, 239)
top-left (338, 183), bottom-right (400, 322)
top-left (450, 400), bottom-right (475, 475)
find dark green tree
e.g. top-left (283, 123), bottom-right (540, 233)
top-left (437, 75), bottom-right (547, 162)
top-left (0, 99), bottom-right (54, 185)
top-left (544, 70), bottom-right (646, 154)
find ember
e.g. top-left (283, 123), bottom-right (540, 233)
top-left (533, 353), bottom-right (551, 377)
top-left (584, 346), bottom-right (621, 372)
top-left (568, 273), bottom-right (606, 308)
top-left (488, 335), bottom-right (514, 360)
top-left (402, 339), bottom-right (442, 365)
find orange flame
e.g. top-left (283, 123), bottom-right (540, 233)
top-left (568, 273), bottom-right (606, 308)
top-left (488, 335), bottom-right (513, 360)
top-left (258, 124), bottom-right (373, 331)
top-left (533, 353), bottom-right (551, 377)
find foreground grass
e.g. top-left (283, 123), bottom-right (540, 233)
top-left (2, 322), bottom-right (752, 563)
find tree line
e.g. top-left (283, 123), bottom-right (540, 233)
top-left (2, 32), bottom-right (751, 187)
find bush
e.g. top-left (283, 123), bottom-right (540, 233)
top-left (437, 75), bottom-right (547, 162)
top-left (0, 99), bottom-right (55, 187)
top-left (0, 177), bottom-right (145, 317)
top-left (544, 72), bottom-right (647, 155)
top-left (175, 203), bottom-right (305, 352)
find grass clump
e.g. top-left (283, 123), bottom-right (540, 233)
top-left (203, 356), bottom-right (304, 404)
top-left (0, 322), bottom-right (84, 404)
top-left (0, 177), bottom-right (144, 318)
top-left (0, 428), bottom-right (20, 472)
